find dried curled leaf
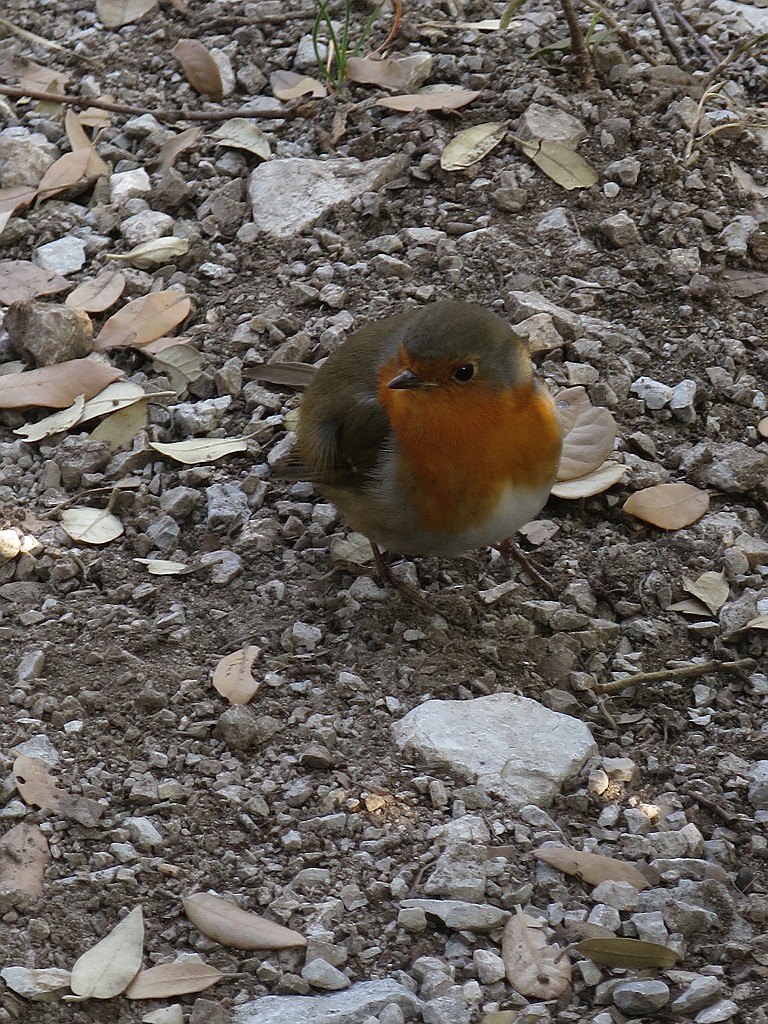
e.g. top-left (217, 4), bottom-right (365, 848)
top-left (95, 291), bottom-right (191, 351)
top-left (210, 119), bottom-right (271, 160)
top-left (682, 570), bottom-right (729, 615)
top-left (534, 846), bottom-right (649, 890)
top-left (107, 237), bottom-right (189, 269)
top-left (148, 438), bottom-right (247, 465)
top-left (515, 137), bottom-right (598, 190)
top-left (555, 386), bottom-right (617, 481)
top-left (576, 936), bottom-right (678, 969)
top-left (270, 70), bottom-right (327, 100)
top-left (623, 482), bottom-right (709, 530)
top-left (14, 396), bottom-right (86, 442)
top-left (0, 823), bottom-right (50, 895)
top-left (96, 0), bottom-right (158, 28)
top-left (172, 39), bottom-right (223, 101)
top-left (378, 88), bottom-right (480, 112)
top-left (69, 907), bottom-right (144, 999)
top-left (60, 508), bottom-right (124, 545)
top-left (550, 461), bottom-right (627, 499)
top-left (125, 960), bottom-right (222, 999)
top-left (441, 122), bottom-right (507, 171)
top-left (0, 359), bottom-right (123, 410)
top-left (502, 907), bottom-right (571, 999)
top-left (183, 892), bottom-right (307, 950)
top-left (65, 271), bottom-right (126, 313)
top-left (213, 646), bottom-right (262, 705)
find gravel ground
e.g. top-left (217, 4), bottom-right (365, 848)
top-left (1, 0), bottom-right (768, 1022)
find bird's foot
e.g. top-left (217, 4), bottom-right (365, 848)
top-left (495, 538), bottom-right (555, 596)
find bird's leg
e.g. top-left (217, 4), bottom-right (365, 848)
top-left (370, 542), bottom-right (468, 623)
top-left (495, 537), bottom-right (555, 596)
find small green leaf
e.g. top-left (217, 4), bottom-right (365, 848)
top-left (500, 0), bottom-right (529, 29)
top-left (576, 937), bottom-right (678, 968)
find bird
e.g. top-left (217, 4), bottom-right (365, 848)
top-left (287, 299), bottom-right (563, 591)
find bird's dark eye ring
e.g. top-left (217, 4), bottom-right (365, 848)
top-left (454, 363), bottom-right (475, 383)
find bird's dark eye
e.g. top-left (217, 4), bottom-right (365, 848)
top-left (453, 363), bottom-right (475, 383)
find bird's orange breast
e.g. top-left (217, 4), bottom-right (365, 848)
top-left (377, 369), bottom-right (562, 536)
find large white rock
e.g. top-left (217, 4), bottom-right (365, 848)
top-left (392, 693), bottom-right (596, 808)
top-left (248, 155), bottom-right (407, 239)
top-left (231, 978), bottom-right (422, 1023)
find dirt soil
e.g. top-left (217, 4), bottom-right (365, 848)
top-left (1, 0), bottom-right (768, 1021)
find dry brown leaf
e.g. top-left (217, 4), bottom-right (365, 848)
top-left (555, 387), bottom-right (617, 481)
top-left (60, 507), bottom-right (124, 545)
top-left (668, 597), bottom-right (712, 617)
top-left (502, 907), bottom-right (571, 999)
top-left (441, 122), bottom-right (507, 171)
top-left (36, 149), bottom-right (92, 203)
top-left (69, 907), bottom-right (144, 999)
top-left (65, 271), bottom-right (126, 313)
top-left (576, 936), bottom-right (678, 969)
top-left (345, 56), bottom-right (412, 91)
top-left (0, 184), bottom-right (39, 226)
top-left (13, 754), bottom-right (63, 812)
top-left (79, 104), bottom-right (113, 129)
top-left (95, 291), bottom-right (191, 350)
top-left (534, 846), bottom-right (649, 890)
top-left (18, 62), bottom-right (70, 94)
top-left (210, 120), bottom-right (271, 160)
top-left (758, 416), bottom-right (768, 439)
top-left (183, 892), bottom-right (307, 950)
top-left (172, 39), bottom-right (223, 102)
top-left (270, 70), bottom-right (327, 101)
top-left (746, 614), bottom-right (768, 631)
top-left (682, 570), bottom-right (729, 615)
top-left (125, 961), bottom-right (222, 999)
top-left (63, 109), bottom-right (110, 178)
top-left (157, 127), bottom-right (204, 173)
top-left (0, 358), bottom-right (123, 409)
top-left (550, 461), bottom-right (627, 499)
top-left (0, 260), bottom-right (70, 304)
top-left (0, 822), bottom-right (50, 895)
top-left (213, 646), bottom-right (262, 705)
top-left (516, 138), bottom-right (598, 190)
top-left (96, 0), bottom-right (158, 28)
top-left (378, 88), bottom-right (480, 112)
top-left (152, 345), bottom-right (204, 394)
top-left (623, 482), bottom-right (709, 530)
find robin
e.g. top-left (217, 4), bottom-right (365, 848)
top-left (287, 299), bottom-right (563, 589)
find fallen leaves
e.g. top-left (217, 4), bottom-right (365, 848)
top-left (148, 437), bottom-right (247, 464)
top-left (96, 0), bottom-right (158, 28)
top-left (551, 462), bottom-right (628, 499)
top-left (0, 358), bottom-right (123, 409)
top-left (65, 270), bottom-right (126, 313)
top-left (172, 39), bottom-right (223, 102)
top-left (0, 260), bottom-right (71, 304)
top-left (378, 87), bottom-right (480, 112)
top-left (623, 482), bottom-right (710, 530)
top-left (502, 907), bottom-right (571, 999)
top-left (60, 507), bottom-right (125, 545)
top-left (69, 908), bottom-right (144, 1001)
top-left (95, 291), bottom-right (192, 351)
top-left (515, 137), bottom-right (598, 190)
top-left (107, 237), bottom-right (190, 269)
top-left (125, 960), bottom-right (223, 999)
top-left (213, 646), bottom-right (262, 705)
top-left (534, 846), bottom-right (650, 890)
top-left (441, 122), bottom-right (508, 171)
top-left (682, 569), bottom-right (729, 615)
top-left (210, 119), bottom-right (271, 160)
top-left (551, 387), bottom-right (623, 499)
top-left (270, 70), bottom-right (327, 101)
top-left (183, 892), bottom-right (307, 950)
top-left (576, 936), bottom-right (678, 969)
top-left (0, 822), bottom-right (50, 895)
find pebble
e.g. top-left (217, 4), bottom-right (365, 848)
top-left (32, 237), bottom-right (86, 275)
top-left (109, 168), bottom-right (151, 204)
top-left (301, 959), bottom-right (350, 991)
top-left (694, 999), bottom-right (739, 1022)
top-left (600, 211), bottom-right (641, 247)
top-left (472, 949), bottom-right (506, 984)
top-left (630, 375), bottom-right (674, 409)
top-left (613, 979), bottom-right (670, 1013)
top-left (671, 975), bottom-right (723, 1014)
top-left (518, 102), bottom-right (586, 148)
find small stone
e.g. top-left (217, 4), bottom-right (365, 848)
top-left (494, 187), bottom-right (528, 212)
top-left (121, 210), bottom-right (175, 246)
top-left (33, 237), bottom-right (86, 275)
top-left (719, 215), bottom-right (758, 255)
top-left (6, 300), bottom-right (92, 366)
top-left (695, 999), bottom-right (739, 1022)
top-left (600, 211), bottom-right (641, 247)
top-left (206, 483), bottom-right (249, 533)
top-left (613, 979), bottom-right (670, 1013)
top-left (215, 706), bottom-right (268, 750)
top-left (472, 949), bottom-right (506, 984)
top-left (671, 975), bottom-right (723, 1014)
top-left (424, 842), bottom-right (487, 902)
top-left (630, 910), bottom-right (668, 944)
top-left (109, 168), bottom-right (152, 204)
top-left (17, 649), bottom-right (45, 685)
top-left (173, 396), bottom-right (232, 435)
top-left (399, 898), bottom-right (508, 931)
top-left (630, 376), bottom-right (673, 410)
top-left (301, 959), bottom-right (350, 991)
top-left (518, 102), bottom-right (586, 148)
top-left (370, 254), bottom-right (413, 280)
top-left (0, 129), bottom-right (57, 187)
top-left (123, 816), bottom-right (163, 848)
top-left (398, 907), bottom-right (427, 932)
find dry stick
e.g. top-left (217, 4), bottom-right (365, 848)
top-left (580, 0), bottom-right (659, 66)
top-left (702, 34), bottom-right (768, 87)
top-left (0, 16), bottom-right (103, 69)
top-left (558, 0), bottom-right (592, 82)
top-left (646, 0), bottom-right (689, 70)
top-left (672, 7), bottom-right (718, 67)
top-left (0, 84), bottom-right (301, 123)
top-left (596, 658), bottom-right (755, 695)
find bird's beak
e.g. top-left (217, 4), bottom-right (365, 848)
top-left (387, 368), bottom-right (423, 390)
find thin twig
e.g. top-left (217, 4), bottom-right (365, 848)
top-left (0, 84), bottom-right (302, 123)
top-left (558, 0), bottom-right (592, 82)
top-left (672, 7), bottom-right (718, 66)
top-left (702, 33), bottom-right (768, 87)
top-left (596, 658), bottom-right (755, 695)
top-left (646, 0), bottom-right (689, 70)
top-left (0, 16), bottom-right (103, 69)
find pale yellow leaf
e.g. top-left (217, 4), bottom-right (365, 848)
top-left (70, 907), bottom-right (144, 999)
top-left (270, 70), bottom-right (327, 100)
top-left (667, 598), bottom-right (712, 617)
top-left (14, 395), bottom-right (86, 442)
top-left (516, 137), bottom-right (598, 190)
top-left (555, 387), bottom-right (617, 481)
top-left (623, 482), bottom-right (709, 530)
top-left (378, 88), bottom-right (480, 112)
top-left (157, 127), bottom-right (204, 173)
top-left (142, 1006), bottom-right (184, 1024)
top-left (682, 570), bottom-right (729, 615)
top-left (78, 382), bottom-right (150, 424)
top-left (210, 119), bottom-right (271, 160)
top-left (183, 892), bottom-right (307, 950)
top-left (95, 291), bottom-right (191, 350)
top-left (126, 961), bottom-right (222, 1000)
top-left (213, 646), bottom-right (262, 705)
top-left (152, 344), bottom-right (203, 393)
top-left (440, 122), bottom-right (507, 171)
top-left (65, 270), bottom-right (126, 312)
top-left (746, 614), bottom-right (768, 631)
top-left (502, 907), bottom-right (571, 999)
top-left (148, 438), bottom-right (247, 465)
top-left (96, 0), bottom-right (157, 27)
top-left (91, 399), bottom-right (148, 451)
top-left (758, 416), bottom-right (768, 439)
top-left (534, 846), bottom-right (649, 890)
top-left (172, 39), bottom-right (223, 101)
top-left (550, 461), bottom-right (627, 499)
top-left (134, 558), bottom-right (189, 575)
top-left (60, 508), bottom-right (124, 545)
top-left (107, 237), bottom-right (189, 269)
top-left (36, 149), bottom-right (92, 203)
top-left (142, 335), bottom-right (193, 356)
top-left (576, 936), bottom-right (678, 969)
top-left (283, 408), bottom-right (300, 432)
top-left (345, 56), bottom-right (420, 91)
